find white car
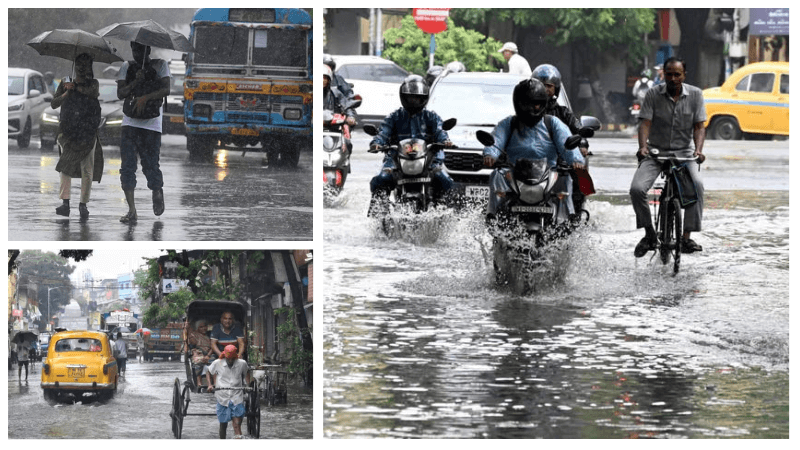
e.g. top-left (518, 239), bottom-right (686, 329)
top-left (331, 55), bottom-right (408, 127)
top-left (9, 67), bottom-right (53, 148)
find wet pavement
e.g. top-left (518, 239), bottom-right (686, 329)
top-left (7, 358), bottom-right (313, 439)
top-left (323, 134), bottom-right (790, 438)
top-left (7, 134), bottom-right (312, 241)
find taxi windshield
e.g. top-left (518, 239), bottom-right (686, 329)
top-left (55, 338), bottom-right (102, 352)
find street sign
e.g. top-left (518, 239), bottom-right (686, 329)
top-left (413, 8), bottom-right (450, 34)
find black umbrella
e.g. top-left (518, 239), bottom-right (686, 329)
top-left (12, 330), bottom-right (38, 344)
top-left (27, 29), bottom-right (124, 64)
top-left (96, 19), bottom-right (194, 53)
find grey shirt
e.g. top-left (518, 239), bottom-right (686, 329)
top-left (639, 82), bottom-right (706, 150)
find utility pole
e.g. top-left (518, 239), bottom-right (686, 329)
top-left (280, 251), bottom-right (313, 386)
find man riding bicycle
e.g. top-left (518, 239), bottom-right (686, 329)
top-left (630, 57), bottom-right (706, 258)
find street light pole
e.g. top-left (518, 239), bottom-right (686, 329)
top-left (47, 286), bottom-right (67, 331)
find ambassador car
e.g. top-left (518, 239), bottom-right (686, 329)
top-left (41, 330), bottom-right (119, 401)
top-left (703, 61), bottom-right (789, 140)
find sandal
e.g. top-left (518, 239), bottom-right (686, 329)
top-left (119, 211), bottom-right (138, 224)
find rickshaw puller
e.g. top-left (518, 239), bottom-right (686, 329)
top-left (206, 344), bottom-right (250, 439)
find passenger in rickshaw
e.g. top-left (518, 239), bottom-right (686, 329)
top-left (210, 311), bottom-right (245, 359)
top-left (188, 319), bottom-right (215, 388)
top-left (206, 344), bottom-right (251, 439)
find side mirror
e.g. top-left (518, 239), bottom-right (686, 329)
top-left (476, 130), bottom-right (495, 147)
top-left (349, 98), bottom-right (362, 109)
top-left (579, 115), bottom-right (602, 131)
top-left (578, 127), bottom-right (594, 139)
top-left (363, 124), bottom-right (379, 136)
top-left (28, 89), bottom-right (41, 99)
top-left (442, 117), bottom-right (457, 131)
top-left (565, 135), bottom-right (583, 150)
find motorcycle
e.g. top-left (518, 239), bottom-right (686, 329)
top-left (478, 124), bottom-right (597, 294)
top-left (363, 118), bottom-right (456, 216)
top-left (323, 97), bottom-right (361, 201)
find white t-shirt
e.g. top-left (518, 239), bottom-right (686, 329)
top-left (117, 59), bottom-right (171, 133)
top-left (208, 358), bottom-right (249, 406)
top-left (508, 53), bottom-right (532, 77)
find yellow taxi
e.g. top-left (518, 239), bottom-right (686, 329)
top-left (703, 61), bottom-right (789, 140)
top-left (41, 330), bottom-right (118, 401)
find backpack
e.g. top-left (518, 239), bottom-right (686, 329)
top-left (122, 59), bottom-right (165, 119)
top-left (60, 87), bottom-right (101, 144)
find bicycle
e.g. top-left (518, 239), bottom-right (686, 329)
top-left (648, 149), bottom-right (700, 274)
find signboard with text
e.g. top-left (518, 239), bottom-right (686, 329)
top-left (750, 8), bottom-right (789, 35)
top-left (413, 8), bottom-right (450, 34)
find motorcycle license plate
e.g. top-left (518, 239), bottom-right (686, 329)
top-left (511, 205), bottom-right (553, 214)
top-left (465, 185), bottom-right (490, 199)
top-left (68, 367), bottom-right (85, 378)
top-left (169, 116), bottom-right (184, 123)
top-left (397, 177), bottom-right (431, 185)
top-left (231, 127), bottom-right (259, 136)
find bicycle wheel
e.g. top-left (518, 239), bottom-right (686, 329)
top-left (670, 198), bottom-right (682, 274)
top-left (658, 192), bottom-right (672, 264)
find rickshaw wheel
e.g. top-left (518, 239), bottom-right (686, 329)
top-left (247, 380), bottom-right (261, 438)
top-left (170, 378), bottom-right (184, 439)
top-left (181, 384), bottom-right (192, 416)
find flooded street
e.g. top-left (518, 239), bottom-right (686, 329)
top-left (323, 134), bottom-right (789, 438)
top-left (7, 135), bottom-right (312, 241)
top-left (8, 359), bottom-right (313, 439)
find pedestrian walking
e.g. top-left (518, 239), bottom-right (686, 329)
top-left (113, 331), bottom-right (128, 378)
top-left (206, 345), bottom-right (251, 439)
top-left (16, 340), bottom-right (31, 381)
top-left (498, 42), bottom-right (532, 76)
top-left (50, 52), bottom-right (104, 220)
top-left (116, 41), bottom-right (170, 223)
top-left (630, 57), bottom-right (707, 257)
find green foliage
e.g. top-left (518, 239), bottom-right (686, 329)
top-left (16, 250), bottom-right (75, 316)
top-left (451, 8), bottom-right (656, 66)
top-left (143, 287), bottom-right (195, 328)
top-left (274, 307), bottom-right (312, 380)
top-left (383, 16), bottom-right (503, 76)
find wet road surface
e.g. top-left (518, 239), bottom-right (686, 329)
top-left (7, 135), bottom-right (312, 241)
top-left (323, 134), bottom-right (790, 438)
top-left (8, 358), bottom-right (312, 439)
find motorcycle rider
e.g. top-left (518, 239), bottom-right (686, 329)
top-left (632, 69), bottom-right (654, 103)
top-left (483, 78), bottom-right (585, 221)
top-left (368, 75), bottom-right (454, 213)
top-left (323, 65), bottom-right (356, 154)
top-left (531, 63), bottom-right (591, 215)
top-left (323, 53), bottom-right (356, 102)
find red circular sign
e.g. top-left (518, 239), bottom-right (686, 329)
top-left (413, 8), bottom-right (450, 34)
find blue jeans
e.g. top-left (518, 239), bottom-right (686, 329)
top-left (120, 126), bottom-right (163, 191)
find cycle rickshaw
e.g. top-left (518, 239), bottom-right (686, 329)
top-left (169, 300), bottom-right (260, 439)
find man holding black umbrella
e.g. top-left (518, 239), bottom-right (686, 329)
top-left (116, 41), bottom-right (170, 223)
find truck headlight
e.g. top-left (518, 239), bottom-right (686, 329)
top-left (105, 116), bottom-right (123, 126)
top-left (283, 108), bottom-right (301, 120)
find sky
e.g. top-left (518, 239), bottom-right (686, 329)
top-left (68, 249), bottom-right (165, 284)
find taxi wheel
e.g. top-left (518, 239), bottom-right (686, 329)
top-left (709, 117), bottom-right (742, 140)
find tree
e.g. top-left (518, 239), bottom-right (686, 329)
top-left (674, 9), bottom-right (710, 87)
top-left (383, 16), bottom-right (503, 75)
top-left (59, 250), bottom-right (93, 262)
top-left (15, 250), bottom-right (75, 329)
top-left (451, 9), bottom-right (657, 121)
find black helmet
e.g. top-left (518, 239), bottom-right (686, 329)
top-left (425, 65), bottom-right (443, 87)
top-left (323, 54), bottom-right (336, 71)
top-left (531, 64), bottom-right (562, 98)
top-left (513, 78), bottom-right (548, 127)
top-left (399, 75), bottom-right (429, 115)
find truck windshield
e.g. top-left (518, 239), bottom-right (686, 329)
top-left (194, 26), bottom-right (249, 65)
top-left (252, 28), bottom-right (307, 67)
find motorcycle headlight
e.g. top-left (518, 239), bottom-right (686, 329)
top-left (9, 103), bottom-right (24, 112)
top-left (42, 112), bottom-right (60, 123)
top-left (323, 135), bottom-right (340, 152)
top-left (516, 180), bottom-right (547, 204)
top-left (399, 158), bottom-right (426, 176)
